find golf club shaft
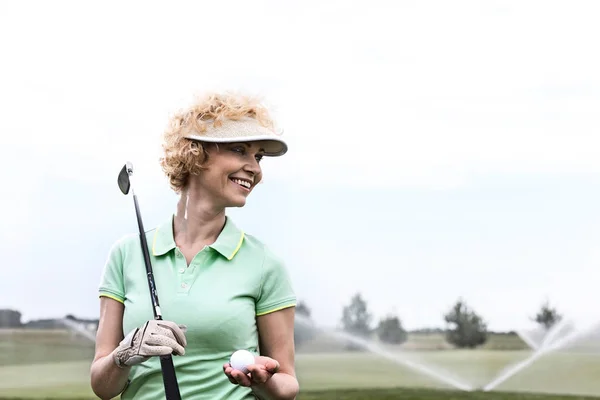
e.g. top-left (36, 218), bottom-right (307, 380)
top-left (133, 194), bottom-right (162, 319)
top-left (131, 192), bottom-right (182, 400)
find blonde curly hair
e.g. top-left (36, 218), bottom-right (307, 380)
top-left (159, 91), bottom-right (276, 193)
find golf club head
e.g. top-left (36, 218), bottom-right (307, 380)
top-left (118, 162), bottom-right (134, 195)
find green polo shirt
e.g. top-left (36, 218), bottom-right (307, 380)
top-left (98, 215), bottom-right (296, 400)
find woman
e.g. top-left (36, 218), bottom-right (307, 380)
top-left (90, 92), bottom-right (299, 400)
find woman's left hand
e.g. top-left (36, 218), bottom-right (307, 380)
top-left (223, 355), bottom-right (280, 387)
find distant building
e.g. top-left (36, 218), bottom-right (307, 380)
top-left (0, 309), bottom-right (23, 328)
top-left (65, 314), bottom-right (99, 332)
top-left (24, 318), bottom-right (65, 329)
top-left (0, 310), bottom-right (100, 331)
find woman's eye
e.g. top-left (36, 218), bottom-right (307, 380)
top-left (230, 146), bottom-right (262, 162)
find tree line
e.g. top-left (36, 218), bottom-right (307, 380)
top-left (294, 293), bottom-right (563, 349)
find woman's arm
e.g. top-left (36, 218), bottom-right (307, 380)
top-left (251, 306), bottom-right (299, 400)
top-left (223, 306), bottom-right (299, 399)
top-left (90, 297), bottom-right (131, 400)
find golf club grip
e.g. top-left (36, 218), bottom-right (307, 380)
top-left (160, 355), bottom-right (182, 399)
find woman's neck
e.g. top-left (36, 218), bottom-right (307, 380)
top-left (173, 188), bottom-right (226, 249)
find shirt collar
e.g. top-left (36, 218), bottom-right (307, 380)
top-left (151, 214), bottom-right (245, 261)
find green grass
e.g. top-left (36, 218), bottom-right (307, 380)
top-left (1, 387), bottom-right (600, 400)
top-left (2, 329), bottom-right (599, 399)
top-left (0, 361), bottom-right (93, 398)
top-left (298, 331), bottom-right (530, 353)
top-left (295, 351), bottom-right (600, 396)
top-left (297, 387), bottom-right (600, 400)
top-left (0, 329), bottom-right (94, 366)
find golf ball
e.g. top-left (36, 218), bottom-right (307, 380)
top-left (229, 349), bottom-right (255, 374)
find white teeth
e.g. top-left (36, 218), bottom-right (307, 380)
top-left (232, 178), bottom-right (251, 189)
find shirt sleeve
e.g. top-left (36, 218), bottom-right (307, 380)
top-left (255, 246), bottom-right (296, 316)
top-left (98, 238), bottom-right (126, 304)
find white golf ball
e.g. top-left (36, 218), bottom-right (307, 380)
top-left (229, 349), bottom-right (255, 374)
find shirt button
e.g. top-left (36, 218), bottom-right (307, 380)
top-left (181, 283), bottom-right (187, 288)
top-left (179, 268), bottom-right (185, 274)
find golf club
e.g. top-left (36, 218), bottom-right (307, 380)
top-left (118, 162), bottom-right (182, 400)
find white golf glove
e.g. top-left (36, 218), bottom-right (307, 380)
top-left (113, 320), bottom-right (188, 368)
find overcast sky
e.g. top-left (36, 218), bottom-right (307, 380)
top-left (1, 0), bottom-right (599, 333)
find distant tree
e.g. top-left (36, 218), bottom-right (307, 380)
top-left (411, 327), bottom-right (444, 334)
top-left (296, 301), bottom-right (311, 319)
top-left (294, 300), bottom-right (315, 349)
top-left (532, 299), bottom-right (562, 330)
top-left (443, 298), bottom-right (488, 348)
top-left (340, 292), bottom-right (373, 338)
top-left (377, 314), bottom-right (408, 345)
top-left (0, 309), bottom-right (22, 328)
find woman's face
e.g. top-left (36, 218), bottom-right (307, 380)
top-left (193, 141), bottom-right (265, 209)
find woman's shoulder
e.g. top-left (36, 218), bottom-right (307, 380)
top-left (106, 226), bottom-right (158, 255)
top-left (240, 230), bottom-right (275, 254)
top-left (239, 231), bottom-right (287, 269)
top-left (240, 230), bottom-right (267, 250)
top-left (239, 231), bottom-right (296, 308)
top-left (108, 232), bottom-right (139, 251)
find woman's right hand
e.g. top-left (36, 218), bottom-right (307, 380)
top-left (112, 320), bottom-right (187, 368)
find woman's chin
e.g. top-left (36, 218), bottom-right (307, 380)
top-left (226, 197), bottom-right (248, 208)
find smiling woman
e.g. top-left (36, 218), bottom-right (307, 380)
top-left (160, 94), bottom-right (288, 195)
top-left (90, 92), bottom-right (298, 400)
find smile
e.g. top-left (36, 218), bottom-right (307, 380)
top-left (230, 178), bottom-right (252, 190)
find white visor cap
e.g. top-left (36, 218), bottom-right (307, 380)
top-left (182, 117), bottom-right (288, 157)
